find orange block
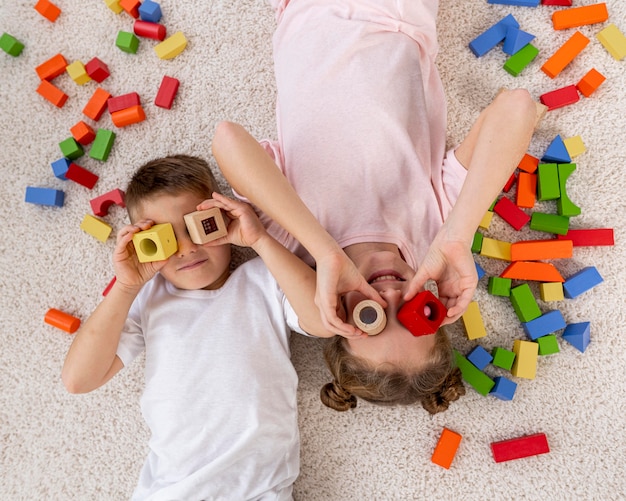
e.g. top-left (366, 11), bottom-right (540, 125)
top-left (36, 79), bottom-right (68, 108)
top-left (516, 172), bottom-right (536, 209)
top-left (431, 428), bottom-right (462, 469)
top-left (576, 68), bottom-right (606, 97)
top-left (510, 239), bottom-right (574, 261)
top-left (517, 153), bottom-right (539, 174)
top-left (44, 308), bottom-right (80, 334)
top-left (541, 31), bottom-right (589, 79)
top-left (501, 261), bottom-right (564, 282)
top-left (552, 3), bottom-right (609, 30)
top-left (34, 0), bottom-right (61, 22)
top-left (110, 104), bottom-right (146, 127)
top-left (35, 53), bottom-right (68, 80)
top-left (70, 121), bottom-right (96, 145)
top-left (119, 0), bottom-right (141, 18)
top-left (83, 87), bottom-right (112, 121)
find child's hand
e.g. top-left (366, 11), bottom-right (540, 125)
top-left (113, 220), bottom-right (168, 292)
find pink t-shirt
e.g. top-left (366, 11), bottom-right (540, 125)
top-left (248, 0), bottom-right (467, 269)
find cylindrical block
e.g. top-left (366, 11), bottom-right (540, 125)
top-left (133, 20), bottom-right (166, 40)
top-left (45, 308), bottom-right (81, 333)
top-left (353, 300), bottom-right (386, 336)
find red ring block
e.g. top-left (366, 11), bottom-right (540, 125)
top-left (397, 290), bottom-right (447, 336)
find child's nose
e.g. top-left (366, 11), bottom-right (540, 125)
top-left (175, 234), bottom-right (198, 257)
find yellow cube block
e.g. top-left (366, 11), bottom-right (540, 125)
top-left (104, 0), bottom-right (123, 14)
top-left (66, 61), bottom-right (91, 85)
top-left (539, 282), bottom-right (564, 302)
top-left (511, 340), bottom-right (538, 379)
top-left (461, 301), bottom-right (487, 340)
top-left (80, 214), bottom-right (112, 242)
top-left (478, 211), bottom-right (493, 230)
top-left (563, 135), bottom-right (586, 159)
top-left (133, 223), bottom-right (178, 263)
top-left (154, 32), bottom-right (187, 60)
top-left (480, 237), bottom-right (511, 261)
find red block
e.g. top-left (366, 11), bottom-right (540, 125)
top-left (90, 188), bottom-right (126, 216)
top-left (491, 433), bottom-right (550, 463)
top-left (397, 290), bottom-right (447, 336)
top-left (134, 20), bottom-right (167, 41)
top-left (542, 0), bottom-right (572, 4)
top-left (66, 163), bottom-right (99, 189)
top-left (540, 85), bottom-right (580, 111)
top-left (557, 228), bottom-right (614, 246)
top-left (502, 172), bottom-right (517, 193)
top-left (108, 92), bottom-right (141, 113)
top-left (155, 76), bottom-right (180, 109)
top-left (85, 57), bottom-right (110, 83)
top-left (493, 197), bottom-right (530, 230)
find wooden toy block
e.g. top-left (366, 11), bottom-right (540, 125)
top-left (36, 79), bottom-right (68, 108)
top-left (530, 212), bottom-right (570, 235)
top-left (576, 68), bottom-right (606, 98)
top-left (556, 228), bottom-right (614, 246)
top-left (504, 44), bottom-right (539, 77)
top-left (107, 92), bottom-right (141, 113)
top-left (44, 308), bottom-right (80, 334)
top-left (537, 334), bottom-right (560, 355)
top-left (563, 266), bottom-right (603, 299)
top-left (104, 0), bottom-right (123, 14)
top-left (542, 135), bottom-right (571, 163)
top-left (133, 223), bottom-right (178, 262)
top-left (154, 32), bottom-right (188, 60)
top-left (66, 60), bottom-right (91, 85)
top-left (25, 187), bottom-right (64, 207)
top-left (34, 0), bottom-right (61, 22)
top-left (119, 0), bottom-right (141, 18)
top-left (480, 238), bottom-right (511, 261)
top-left (517, 153), bottom-right (539, 173)
top-left (85, 57), bottom-right (110, 83)
top-left (103, 276), bottom-right (117, 296)
top-left (80, 214), bottom-right (112, 242)
top-left (471, 232), bottom-right (483, 253)
top-left (596, 23), bottom-right (626, 60)
top-left (488, 276), bottom-right (512, 297)
top-left (59, 137), bottom-right (84, 160)
top-left (155, 76), bottom-right (180, 109)
top-left (116, 31), bottom-right (140, 54)
top-left (475, 260), bottom-right (486, 280)
top-left (511, 339), bottom-right (539, 379)
top-left (65, 163), bottom-right (99, 189)
top-left (0, 33), bottom-right (25, 56)
top-left (431, 428), bottom-right (462, 469)
top-left (469, 14), bottom-right (520, 57)
top-left (556, 163), bottom-right (580, 217)
top-left (537, 163), bottom-right (560, 201)
top-left (397, 290), bottom-right (447, 336)
top-left (478, 210), bottom-right (493, 229)
top-left (562, 322), bottom-right (590, 352)
top-left (488, 0), bottom-right (539, 4)
top-left (542, 0), bottom-right (572, 4)
top-left (90, 129), bottom-right (116, 161)
top-left (502, 173), bottom-right (517, 193)
top-left (111, 104), bottom-right (146, 127)
top-left (510, 239), bottom-right (573, 261)
top-left (540, 282), bottom-right (564, 302)
top-left (522, 310), bottom-right (566, 340)
top-left (467, 345), bottom-right (493, 370)
top-left (510, 284), bottom-right (541, 323)
top-left (563, 135), bottom-right (586, 158)
top-left (184, 207), bottom-right (228, 245)
top-left (35, 53), bottom-right (67, 80)
top-left (541, 31), bottom-right (589, 79)
top-left (139, 0), bottom-right (163, 23)
top-left (490, 376), bottom-right (517, 401)
top-left (461, 301), bottom-right (487, 340)
top-left (90, 188), bottom-right (126, 217)
top-left (501, 261), bottom-right (564, 283)
top-left (353, 300), bottom-right (387, 336)
top-left (454, 350), bottom-right (494, 395)
top-left (503, 27), bottom-right (536, 56)
top-left (83, 87), bottom-right (112, 121)
top-left (516, 172), bottom-right (536, 208)
top-left (491, 433), bottom-right (549, 462)
top-left (492, 347), bottom-right (515, 370)
top-left (493, 197), bottom-right (530, 230)
top-left (70, 121), bottom-right (96, 145)
top-left (134, 20), bottom-right (167, 41)
top-left (540, 85), bottom-right (580, 111)
top-left (51, 158), bottom-right (70, 179)
top-left (552, 3), bottom-right (608, 30)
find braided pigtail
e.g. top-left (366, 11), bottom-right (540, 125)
top-left (420, 367), bottom-right (466, 415)
top-left (320, 380), bottom-right (357, 411)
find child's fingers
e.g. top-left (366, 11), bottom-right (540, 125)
top-left (403, 267), bottom-right (429, 301)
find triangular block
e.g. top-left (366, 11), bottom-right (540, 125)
top-left (542, 135), bottom-right (571, 163)
top-left (562, 322), bottom-right (590, 353)
top-left (503, 27), bottom-right (536, 55)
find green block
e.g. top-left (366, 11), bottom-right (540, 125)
top-left (537, 334), bottom-right (560, 355)
top-left (472, 232), bottom-right (484, 253)
top-left (537, 163), bottom-right (560, 201)
top-left (488, 276), bottom-right (512, 297)
top-left (510, 284), bottom-right (541, 323)
top-left (90, 129), bottom-right (116, 161)
top-left (1, 33), bottom-right (25, 56)
top-left (557, 163), bottom-right (581, 217)
top-left (504, 43), bottom-right (539, 77)
top-left (491, 347), bottom-right (516, 370)
top-left (116, 31), bottom-right (140, 54)
top-left (454, 350), bottom-right (495, 396)
top-left (59, 137), bottom-right (84, 160)
top-left (530, 212), bottom-right (570, 235)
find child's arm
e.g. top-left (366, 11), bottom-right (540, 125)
top-left (405, 89), bottom-right (541, 323)
top-left (210, 121), bottom-right (384, 337)
top-left (61, 221), bottom-right (167, 393)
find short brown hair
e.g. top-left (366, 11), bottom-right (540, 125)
top-left (320, 329), bottom-right (465, 414)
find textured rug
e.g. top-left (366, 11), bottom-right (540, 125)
top-left (1, 1), bottom-right (625, 499)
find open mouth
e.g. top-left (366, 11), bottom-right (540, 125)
top-left (367, 271), bottom-right (405, 284)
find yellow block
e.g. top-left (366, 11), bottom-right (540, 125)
top-left (478, 211), bottom-right (493, 230)
top-left (66, 61), bottom-right (91, 85)
top-left (461, 301), bottom-right (487, 340)
top-left (596, 23), bottom-right (626, 60)
top-left (480, 237), bottom-right (511, 261)
top-left (154, 32), bottom-right (188, 60)
top-left (104, 0), bottom-right (123, 14)
top-left (132, 223), bottom-right (178, 263)
top-left (511, 339), bottom-right (538, 379)
top-left (80, 214), bottom-right (112, 242)
top-left (563, 136), bottom-right (586, 158)
top-left (539, 282), bottom-right (564, 302)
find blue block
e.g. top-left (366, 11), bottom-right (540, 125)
top-left (522, 310), bottom-right (567, 340)
top-left (563, 266), bottom-right (603, 299)
top-left (138, 0), bottom-right (162, 22)
top-left (503, 27), bottom-right (536, 55)
top-left (25, 187), bottom-right (65, 207)
top-left (488, 0), bottom-right (540, 5)
top-left (542, 135), bottom-right (571, 164)
top-left (51, 158), bottom-right (71, 180)
top-left (475, 260), bottom-right (486, 279)
top-left (490, 376), bottom-right (517, 401)
top-left (467, 345), bottom-right (493, 370)
top-left (562, 322), bottom-right (590, 353)
top-left (469, 14), bottom-right (520, 57)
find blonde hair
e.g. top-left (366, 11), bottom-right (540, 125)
top-left (320, 329), bottom-right (465, 414)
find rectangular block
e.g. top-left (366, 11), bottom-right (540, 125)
top-left (469, 14), bottom-right (519, 57)
top-left (80, 214), bottom-right (112, 242)
top-left (25, 187), bottom-right (64, 207)
top-left (155, 75), bottom-right (180, 109)
top-left (563, 266), bottom-right (603, 298)
top-left (541, 31), bottom-right (589, 78)
top-left (516, 172), bottom-right (537, 208)
top-left (461, 301), bottom-right (487, 340)
top-left (530, 212), bottom-right (570, 235)
top-left (510, 239), bottom-right (573, 261)
top-left (510, 284), bottom-right (541, 323)
top-left (540, 85), bottom-right (580, 111)
top-left (522, 310), bottom-right (566, 340)
top-left (552, 3), bottom-right (608, 30)
top-left (480, 237), bottom-right (511, 261)
top-left (596, 23), bottom-right (626, 60)
top-left (491, 433), bottom-right (549, 462)
top-left (431, 428), bottom-right (462, 469)
top-left (454, 350), bottom-right (495, 395)
top-left (90, 129), bottom-right (116, 161)
top-left (511, 339), bottom-right (539, 379)
top-left (556, 228), bottom-right (614, 246)
top-left (504, 43), bottom-right (539, 77)
top-left (493, 197), bottom-right (530, 230)
top-left (537, 163), bottom-right (560, 200)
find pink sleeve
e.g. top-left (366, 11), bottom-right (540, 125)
top-left (439, 148), bottom-right (468, 219)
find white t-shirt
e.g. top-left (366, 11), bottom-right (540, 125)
top-left (116, 257), bottom-right (304, 501)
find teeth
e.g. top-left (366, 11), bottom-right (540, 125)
top-left (371, 274), bottom-right (400, 283)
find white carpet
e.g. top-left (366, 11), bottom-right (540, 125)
top-left (1, 1), bottom-right (625, 499)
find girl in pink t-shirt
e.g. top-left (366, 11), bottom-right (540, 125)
top-left (212, 0), bottom-right (541, 414)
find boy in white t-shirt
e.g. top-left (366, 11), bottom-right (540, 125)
top-left (61, 155), bottom-right (339, 500)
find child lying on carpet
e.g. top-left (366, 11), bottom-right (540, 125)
top-left (210, 0), bottom-right (540, 414)
top-left (61, 155), bottom-right (337, 500)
